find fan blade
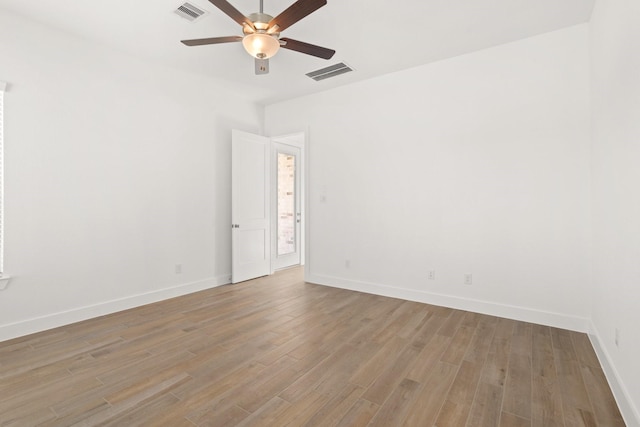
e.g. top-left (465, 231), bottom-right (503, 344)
top-left (181, 36), bottom-right (242, 46)
top-left (207, 0), bottom-right (254, 29)
top-left (255, 58), bottom-right (269, 75)
top-left (280, 38), bottom-right (335, 59)
top-left (268, 0), bottom-right (327, 32)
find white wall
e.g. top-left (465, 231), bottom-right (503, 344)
top-left (266, 25), bottom-right (592, 331)
top-left (0, 9), bottom-right (261, 340)
top-left (590, 0), bottom-right (640, 423)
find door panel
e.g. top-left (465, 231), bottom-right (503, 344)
top-left (232, 130), bottom-right (270, 283)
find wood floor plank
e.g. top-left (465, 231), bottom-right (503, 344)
top-left (464, 320), bottom-right (497, 364)
top-left (235, 356), bottom-right (306, 413)
top-left (370, 301), bottom-right (427, 345)
top-left (349, 335), bottom-right (408, 388)
top-left (396, 308), bottom-right (431, 340)
top-left (0, 337), bottom-right (117, 380)
top-left (434, 360), bottom-right (484, 426)
top-left (531, 324), bottom-right (564, 427)
top-left (0, 363), bottom-right (73, 397)
top-left (258, 390), bottom-right (328, 426)
top-left (2, 406), bottom-right (58, 426)
top-left (361, 341), bottom-right (423, 405)
top-left (438, 309), bottom-right (467, 337)
top-left (504, 324), bottom-right (533, 420)
top-left (579, 363), bottom-right (625, 426)
top-left (511, 322), bottom-right (533, 356)
top-left (335, 398), bottom-right (379, 427)
top-left (307, 343), bottom-right (378, 399)
top-left (368, 378), bottom-right (421, 426)
top-left (436, 400), bottom-right (473, 427)
top-left (68, 373), bottom-right (191, 426)
top-left (466, 382), bottom-right (505, 427)
top-left (481, 326), bottom-right (513, 388)
top-left (279, 342), bottom-right (369, 403)
top-left (441, 324), bottom-right (476, 365)
top-left (406, 334), bottom-right (452, 383)
top-left (501, 411), bottom-right (532, 427)
top-left (570, 332), bottom-right (600, 369)
top-left (0, 267), bottom-right (623, 426)
top-left (408, 310), bottom-right (447, 348)
top-left (45, 397), bottom-right (112, 426)
top-left (235, 396), bottom-right (291, 427)
top-left (551, 328), bottom-right (599, 427)
top-left (170, 362), bottom-right (267, 423)
top-left (401, 361), bottom-right (459, 426)
top-left (0, 375), bottom-right (104, 415)
top-left (96, 349), bottom-right (196, 387)
top-left (100, 393), bottom-right (182, 427)
top-left (347, 299), bottom-right (406, 348)
top-left (192, 405), bottom-right (250, 427)
top-left (301, 383), bottom-right (364, 427)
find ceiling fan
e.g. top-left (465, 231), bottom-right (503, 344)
top-left (181, 0), bottom-right (336, 75)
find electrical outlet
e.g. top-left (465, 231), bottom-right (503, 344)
top-left (428, 271), bottom-right (436, 280)
top-left (615, 328), bottom-right (620, 347)
top-left (175, 264), bottom-right (182, 274)
top-left (464, 274), bottom-right (472, 285)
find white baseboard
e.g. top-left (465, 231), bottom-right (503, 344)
top-left (589, 321), bottom-right (640, 427)
top-left (306, 273), bottom-right (590, 332)
top-left (0, 274), bottom-right (231, 343)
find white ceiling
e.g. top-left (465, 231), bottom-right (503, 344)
top-left (0, 0), bottom-right (594, 104)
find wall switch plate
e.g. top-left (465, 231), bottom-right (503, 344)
top-left (428, 271), bottom-right (436, 280)
top-left (175, 264), bottom-right (182, 274)
top-left (464, 274), bottom-right (472, 285)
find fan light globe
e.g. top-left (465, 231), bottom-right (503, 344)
top-left (242, 33), bottom-right (280, 59)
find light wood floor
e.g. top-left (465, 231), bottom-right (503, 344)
top-left (0, 268), bottom-right (624, 426)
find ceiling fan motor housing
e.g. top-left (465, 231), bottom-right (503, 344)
top-left (245, 13), bottom-right (276, 33)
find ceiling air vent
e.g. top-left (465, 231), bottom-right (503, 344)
top-left (306, 62), bottom-right (353, 82)
top-left (174, 2), bottom-right (208, 22)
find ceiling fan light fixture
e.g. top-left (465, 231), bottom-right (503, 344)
top-left (180, 0), bottom-right (334, 75)
top-left (242, 32), bottom-right (280, 59)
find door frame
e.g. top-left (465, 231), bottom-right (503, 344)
top-left (270, 132), bottom-right (305, 273)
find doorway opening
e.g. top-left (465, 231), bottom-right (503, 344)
top-left (277, 152), bottom-right (297, 256)
top-left (272, 134), bottom-right (305, 271)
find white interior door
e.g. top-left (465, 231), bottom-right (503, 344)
top-left (272, 141), bottom-right (302, 270)
top-left (232, 130), bottom-right (270, 283)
